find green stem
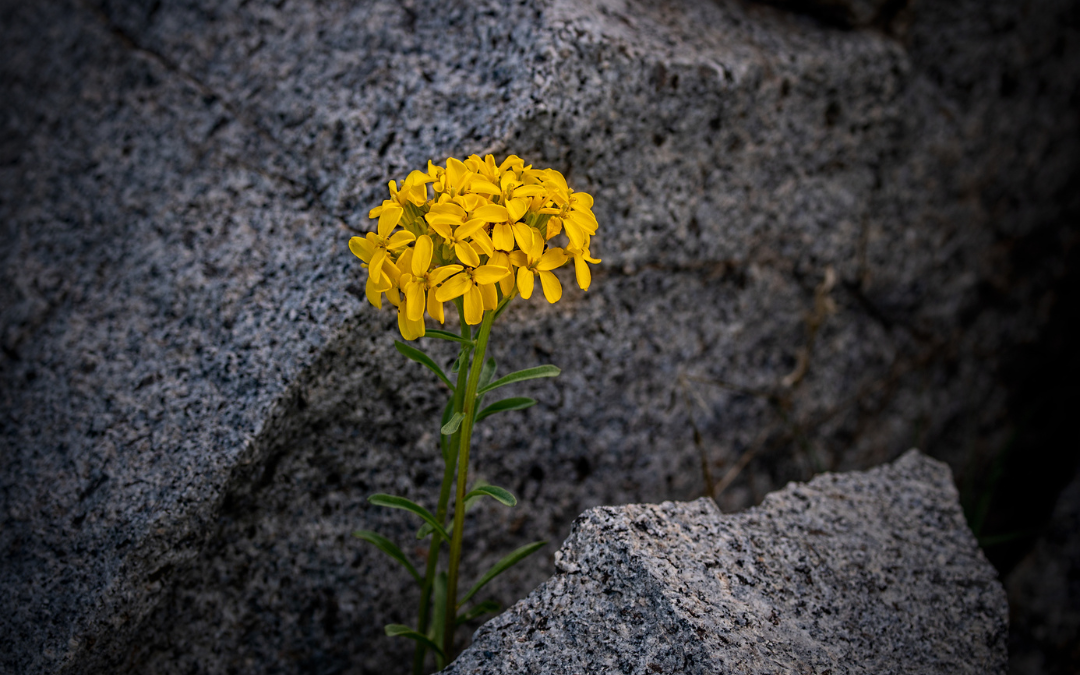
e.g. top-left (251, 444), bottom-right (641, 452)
top-left (442, 307), bottom-right (496, 659)
top-left (412, 301), bottom-right (472, 675)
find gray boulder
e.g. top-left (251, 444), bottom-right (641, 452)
top-left (445, 451), bottom-right (1008, 675)
top-left (1, 0), bottom-right (1075, 673)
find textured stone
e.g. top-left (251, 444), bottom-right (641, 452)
top-left (0, 0), bottom-right (1076, 673)
top-left (444, 451), bottom-right (1008, 675)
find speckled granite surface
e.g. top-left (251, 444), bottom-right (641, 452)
top-left (1, 0), bottom-right (1076, 673)
top-left (445, 451), bottom-right (1008, 675)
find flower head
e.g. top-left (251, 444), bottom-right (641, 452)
top-left (349, 155), bottom-right (601, 338)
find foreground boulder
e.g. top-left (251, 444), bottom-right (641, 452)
top-left (445, 451), bottom-right (1008, 674)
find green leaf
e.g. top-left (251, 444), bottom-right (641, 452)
top-left (477, 365), bottom-right (561, 395)
top-left (475, 397), bottom-right (537, 423)
top-left (385, 624), bottom-right (444, 659)
top-left (441, 412), bottom-right (464, 436)
top-left (368, 494), bottom-right (450, 541)
top-left (423, 329), bottom-right (473, 344)
top-left (395, 341), bottom-right (454, 390)
top-left (465, 485), bottom-right (517, 507)
top-left (457, 600), bottom-right (500, 625)
top-left (460, 541), bottom-right (547, 606)
top-left (416, 520), bottom-right (454, 540)
top-left (352, 530), bottom-right (421, 584)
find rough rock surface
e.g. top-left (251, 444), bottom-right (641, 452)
top-left (0, 0), bottom-right (1077, 673)
top-left (444, 451), bottom-right (1008, 675)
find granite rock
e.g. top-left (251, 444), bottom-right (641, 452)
top-left (0, 0), bottom-right (1076, 673)
top-left (444, 451), bottom-right (1008, 675)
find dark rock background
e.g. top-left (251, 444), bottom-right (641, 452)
top-left (1, 0), bottom-right (1077, 674)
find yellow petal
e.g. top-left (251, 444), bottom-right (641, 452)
top-left (517, 267), bottom-right (535, 299)
top-left (545, 217), bottom-right (563, 239)
top-left (472, 204), bottom-right (509, 222)
top-left (508, 250), bottom-right (528, 268)
top-left (537, 247), bottom-right (568, 271)
top-left (435, 273), bottom-right (470, 302)
top-left (428, 220), bottom-right (453, 240)
top-left (406, 281), bottom-right (425, 321)
top-left (412, 235), bottom-right (433, 276)
top-left (570, 191), bottom-right (594, 210)
top-left (427, 287), bottom-right (445, 324)
top-left (457, 218), bottom-right (486, 240)
top-left (506, 198), bottom-right (528, 222)
top-left (431, 264), bottom-right (464, 285)
top-left (349, 236), bottom-right (375, 263)
top-left (498, 271), bottom-right (515, 296)
top-left (513, 184), bottom-right (546, 198)
top-left (426, 212), bottom-right (465, 226)
top-left (388, 230), bottom-right (416, 250)
top-left (479, 282), bottom-right (498, 310)
top-left (563, 218), bottom-right (586, 249)
top-left (369, 248), bottom-right (387, 284)
top-left (468, 178), bottom-right (501, 195)
top-left (455, 241), bottom-right (481, 267)
top-left (471, 228), bottom-right (495, 256)
top-left (378, 204), bottom-right (404, 238)
top-left (538, 270), bottom-right (563, 303)
top-left (463, 285), bottom-right (484, 325)
top-left (567, 209), bottom-right (598, 235)
top-left (386, 285), bottom-right (401, 307)
top-left (365, 274), bottom-right (384, 308)
top-left (512, 222), bottom-right (538, 254)
top-left (446, 157), bottom-right (469, 194)
top-left (473, 264), bottom-right (511, 285)
top-left (398, 307), bottom-right (425, 341)
top-left (429, 202), bottom-right (467, 217)
top-left (574, 254), bottom-right (592, 290)
top-left (493, 222), bottom-right (514, 251)
top-left (489, 251), bottom-right (510, 268)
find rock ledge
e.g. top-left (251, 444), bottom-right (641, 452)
top-left (445, 451), bottom-right (1007, 675)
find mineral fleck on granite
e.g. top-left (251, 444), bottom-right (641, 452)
top-left (444, 451), bottom-right (1008, 675)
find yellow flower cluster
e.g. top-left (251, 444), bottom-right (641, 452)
top-left (350, 155), bottom-right (600, 339)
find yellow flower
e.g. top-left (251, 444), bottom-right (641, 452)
top-left (425, 205), bottom-right (494, 268)
top-left (435, 264), bottom-right (512, 325)
top-left (349, 205), bottom-right (416, 287)
top-left (398, 236), bottom-right (462, 324)
top-left (564, 241), bottom-right (601, 291)
top-left (350, 155), bottom-right (599, 337)
top-left (509, 230), bottom-right (567, 303)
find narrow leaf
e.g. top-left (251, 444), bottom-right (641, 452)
top-left (441, 412), bottom-right (464, 436)
top-left (475, 397), bottom-right (537, 423)
top-left (460, 541), bottom-right (547, 606)
top-left (368, 494), bottom-right (450, 541)
top-left (457, 600), bottom-right (500, 625)
top-left (478, 365), bottom-right (561, 395)
top-left (423, 329), bottom-right (473, 344)
top-left (395, 341), bottom-right (455, 390)
top-left (465, 485), bottom-right (517, 507)
top-left (384, 624), bottom-right (445, 659)
top-left (352, 530), bottom-right (421, 584)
